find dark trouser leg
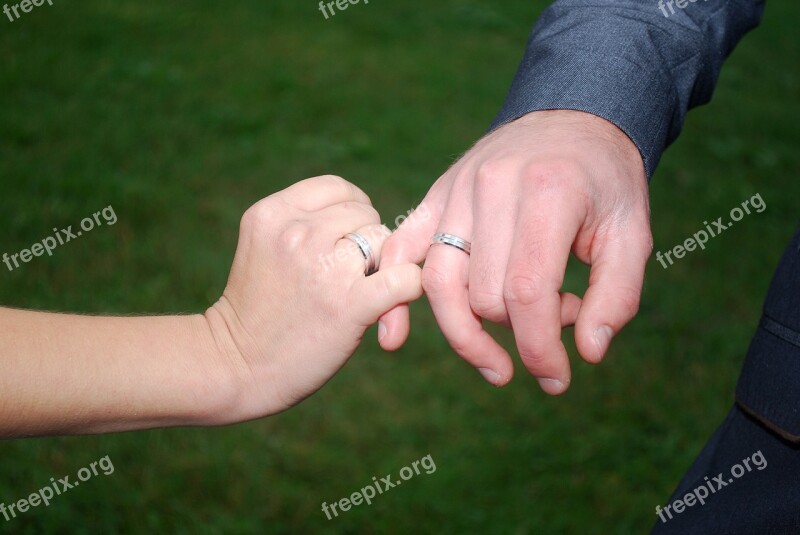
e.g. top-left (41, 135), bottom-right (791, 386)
top-left (652, 224), bottom-right (800, 534)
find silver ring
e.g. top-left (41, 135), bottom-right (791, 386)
top-left (345, 232), bottom-right (377, 276)
top-left (432, 232), bottom-right (471, 255)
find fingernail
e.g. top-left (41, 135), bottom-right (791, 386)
top-left (537, 378), bottom-right (565, 395)
top-left (478, 368), bottom-right (501, 384)
top-left (378, 321), bottom-right (387, 342)
top-left (593, 325), bottom-right (615, 361)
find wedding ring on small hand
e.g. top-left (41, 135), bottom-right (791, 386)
top-left (345, 232), bottom-right (378, 276)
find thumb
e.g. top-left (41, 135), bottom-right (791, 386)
top-left (349, 264), bottom-right (424, 327)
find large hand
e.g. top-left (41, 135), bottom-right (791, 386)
top-left (379, 110), bottom-right (652, 394)
top-left (206, 176), bottom-right (423, 420)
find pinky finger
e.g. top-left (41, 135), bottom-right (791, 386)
top-left (560, 292), bottom-right (582, 328)
top-left (496, 292), bottom-right (580, 329)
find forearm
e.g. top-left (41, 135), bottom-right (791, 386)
top-left (0, 307), bottom-right (237, 437)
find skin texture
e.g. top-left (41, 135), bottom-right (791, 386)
top-left (379, 110), bottom-right (653, 394)
top-left (0, 176), bottom-right (422, 437)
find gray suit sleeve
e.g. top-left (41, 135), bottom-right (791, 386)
top-left (490, 0), bottom-right (766, 177)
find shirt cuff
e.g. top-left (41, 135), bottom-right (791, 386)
top-left (489, 44), bottom-right (678, 179)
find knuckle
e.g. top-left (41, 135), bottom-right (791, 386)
top-left (614, 285), bottom-right (642, 321)
top-left (321, 174), bottom-right (369, 204)
top-left (277, 221), bottom-right (311, 254)
top-left (449, 340), bottom-right (470, 357)
top-left (450, 170), bottom-right (473, 194)
top-left (503, 273), bottom-right (547, 308)
top-left (379, 270), bottom-right (404, 296)
top-left (469, 289), bottom-right (506, 319)
top-left (518, 349), bottom-right (550, 373)
top-left (240, 202), bottom-right (277, 233)
top-left (421, 264), bottom-right (452, 296)
top-left (475, 158), bottom-right (515, 188)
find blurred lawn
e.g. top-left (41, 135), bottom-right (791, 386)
top-left (0, 1), bottom-right (798, 533)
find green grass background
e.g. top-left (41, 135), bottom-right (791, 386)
top-left (0, 1), bottom-right (797, 533)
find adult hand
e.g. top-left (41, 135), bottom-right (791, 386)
top-left (378, 110), bottom-right (652, 394)
top-left (206, 175), bottom-right (423, 420)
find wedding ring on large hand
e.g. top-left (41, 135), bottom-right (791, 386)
top-left (431, 232), bottom-right (471, 255)
top-left (345, 232), bottom-right (377, 276)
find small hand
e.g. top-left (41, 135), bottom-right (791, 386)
top-left (206, 175), bottom-right (423, 419)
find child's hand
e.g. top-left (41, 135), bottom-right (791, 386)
top-left (205, 175), bottom-right (423, 421)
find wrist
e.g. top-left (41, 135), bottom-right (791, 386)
top-left (184, 309), bottom-right (250, 426)
top-left (516, 110), bottom-right (645, 175)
